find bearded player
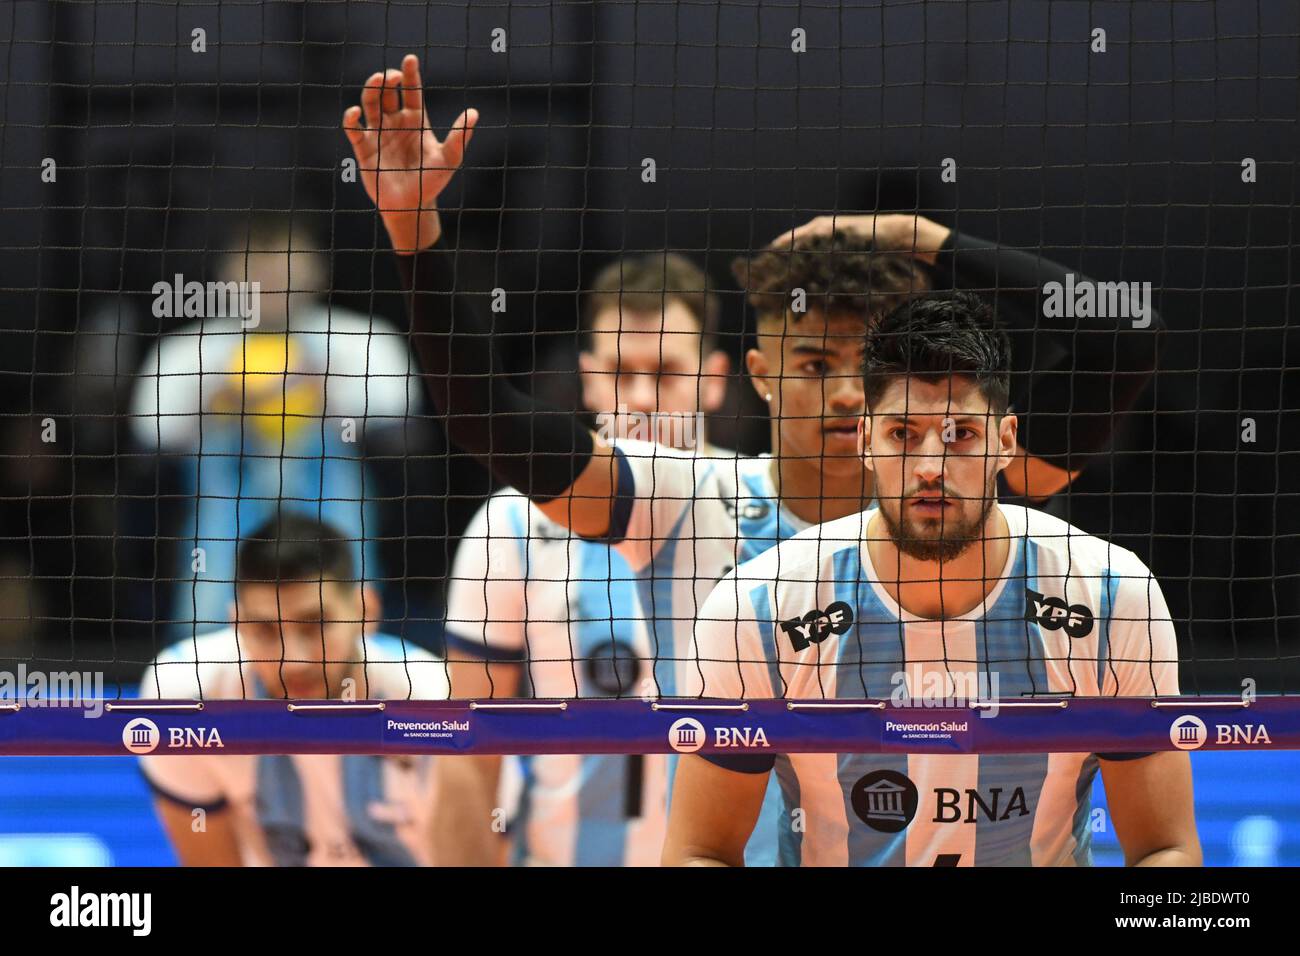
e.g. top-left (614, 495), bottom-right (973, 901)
top-left (665, 293), bottom-right (1199, 867)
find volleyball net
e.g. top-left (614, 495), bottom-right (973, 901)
top-left (1, 1), bottom-right (1297, 761)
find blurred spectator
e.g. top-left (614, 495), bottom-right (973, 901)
top-left (129, 213), bottom-right (419, 639)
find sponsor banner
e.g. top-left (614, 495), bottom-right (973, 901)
top-left (381, 715), bottom-right (474, 747)
top-left (0, 697), bottom-right (1293, 754)
top-left (879, 710), bottom-right (973, 753)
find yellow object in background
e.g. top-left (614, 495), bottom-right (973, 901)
top-left (214, 334), bottom-right (325, 445)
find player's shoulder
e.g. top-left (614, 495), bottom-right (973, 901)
top-left (145, 316), bottom-right (241, 364)
top-left (472, 487), bottom-right (568, 540)
top-left (362, 634), bottom-right (450, 701)
top-left (726, 452), bottom-right (776, 491)
top-left (293, 302), bottom-right (400, 334)
top-left (612, 438), bottom-right (747, 504)
top-left (1008, 504), bottom-right (1155, 577)
top-left (614, 437), bottom-right (748, 465)
top-left (730, 509), bottom-right (872, 589)
top-left (141, 627), bottom-right (246, 698)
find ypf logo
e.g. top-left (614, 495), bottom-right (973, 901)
top-left (779, 601), bottom-right (854, 651)
top-left (1024, 589), bottom-right (1094, 638)
top-left (122, 717), bottom-right (160, 754)
top-left (668, 717), bottom-right (706, 754)
top-left (1170, 715), bottom-right (1207, 751)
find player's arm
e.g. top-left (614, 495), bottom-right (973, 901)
top-left (136, 655), bottom-right (243, 866)
top-left (1098, 555), bottom-right (1201, 865)
top-left (433, 658), bottom-right (520, 866)
top-left (927, 223), bottom-right (1163, 500)
top-left (663, 755), bottom-right (769, 866)
top-left (139, 748), bottom-right (241, 866)
top-left (151, 795), bottom-right (243, 867)
top-left (775, 214), bottom-right (1163, 501)
top-left (665, 570), bottom-right (776, 866)
top-left (434, 497), bottom-right (526, 865)
top-left (1099, 752), bottom-right (1201, 866)
top-left (343, 54), bottom-right (620, 538)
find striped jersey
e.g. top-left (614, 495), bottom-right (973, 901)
top-left (608, 440), bottom-right (812, 696)
top-left (688, 503), bottom-right (1180, 866)
top-left (137, 628), bottom-right (449, 867)
top-left (446, 490), bottom-right (669, 866)
top-left (608, 440), bottom-right (816, 865)
top-left (446, 443), bottom-right (812, 865)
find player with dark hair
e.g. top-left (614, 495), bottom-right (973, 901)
top-left (343, 55), bottom-right (1165, 862)
top-left (664, 292), bottom-right (1199, 867)
top-left (137, 512), bottom-right (447, 867)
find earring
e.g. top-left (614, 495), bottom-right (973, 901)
top-left (764, 393), bottom-right (772, 402)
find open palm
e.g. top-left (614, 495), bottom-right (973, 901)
top-left (343, 54), bottom-right (478, 248)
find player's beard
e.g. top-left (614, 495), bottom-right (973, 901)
top-left (878, 473), bottom-right (997, 562)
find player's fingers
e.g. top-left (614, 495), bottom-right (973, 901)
top-left (359, 71), bottom-right (385, 130)
top-left (440, 109), bottom-right (479, 170)
top-left (380, 69), bottom-right (404, 118)
top-left (400, 54), bottom-right (424, 116)
top-left (342, 107), bottom-right (372, 160)
top-left (767, 216), bottom-right (836, 249)
top-left (766, 227), bottom-right (797, 250)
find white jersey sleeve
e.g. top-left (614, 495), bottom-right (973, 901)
top-left (312, 306), bottom-right (421, 423)
top-left (138, 747), bottom-right (226, 808)
top-left (444, 494), bottom-right (528, 659)
top-left (129, 322), bottom-right (221, 450)
top-left (1103, 547), bottom-right (1181, 697)
top-left (136, 641), bottom-right (227, 807)
top-left (609, 439), bottom-right (708, 572)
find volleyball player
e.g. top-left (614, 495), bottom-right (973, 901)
top-left (137, 513), bottom-right (449, 866)
top-left (343, 54), bottom-right (1163, 857)
top-left (664, 293), bottom-right (1200, 867)
top-left (438, 254), bottom-right (728, 866)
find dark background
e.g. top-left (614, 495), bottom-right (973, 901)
top-left (0, 0), bottom-right (1295, 693)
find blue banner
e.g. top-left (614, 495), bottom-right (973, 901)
top-left (0, 697), bottom-right (1292, 755)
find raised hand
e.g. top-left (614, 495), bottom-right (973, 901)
top-left (343, 54), bottom-right (479, 252)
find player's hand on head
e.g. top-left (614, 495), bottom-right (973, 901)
top-left (766, 214), bottom-right (949, 263)
top-left (342, 54), bottom-right (479, 251)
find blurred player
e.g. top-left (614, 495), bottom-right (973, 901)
top-left (137, 512), bottom-right (449, 866)
top-left (665, 293), bottom-right (1200, 867)
top-left (343, 53), bottom-right (1164, 859)
top-left (438, 253), bottom-right (728, 866)
top-left (130, 213), bottom-right (419, 639)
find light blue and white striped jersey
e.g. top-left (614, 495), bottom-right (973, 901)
top-left (447, 444), bottom-right (815, 866)
top-left (605, 441), bottom-right (817, 865)
top-left (446, 490), bottom-right (670, 866)
top-left (138, 628), bottom-right (449, 867)
top-left (688, 504), bottom-right (1180, 867)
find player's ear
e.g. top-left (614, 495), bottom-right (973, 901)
top-left (745, 348), bottom-right (772, 405)
top-left (858, 415), bottom-right (873, 470)
top-left (577, 350), bottom-right (601, 409)
top-left (360, 584), bottom-right (383, 635)
top-left (228, 599), bottom-right (238, 625)
top-left (997, 410), bottom-right (1018, 472)
top-left (700, 350), bottom-right (730, 414)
